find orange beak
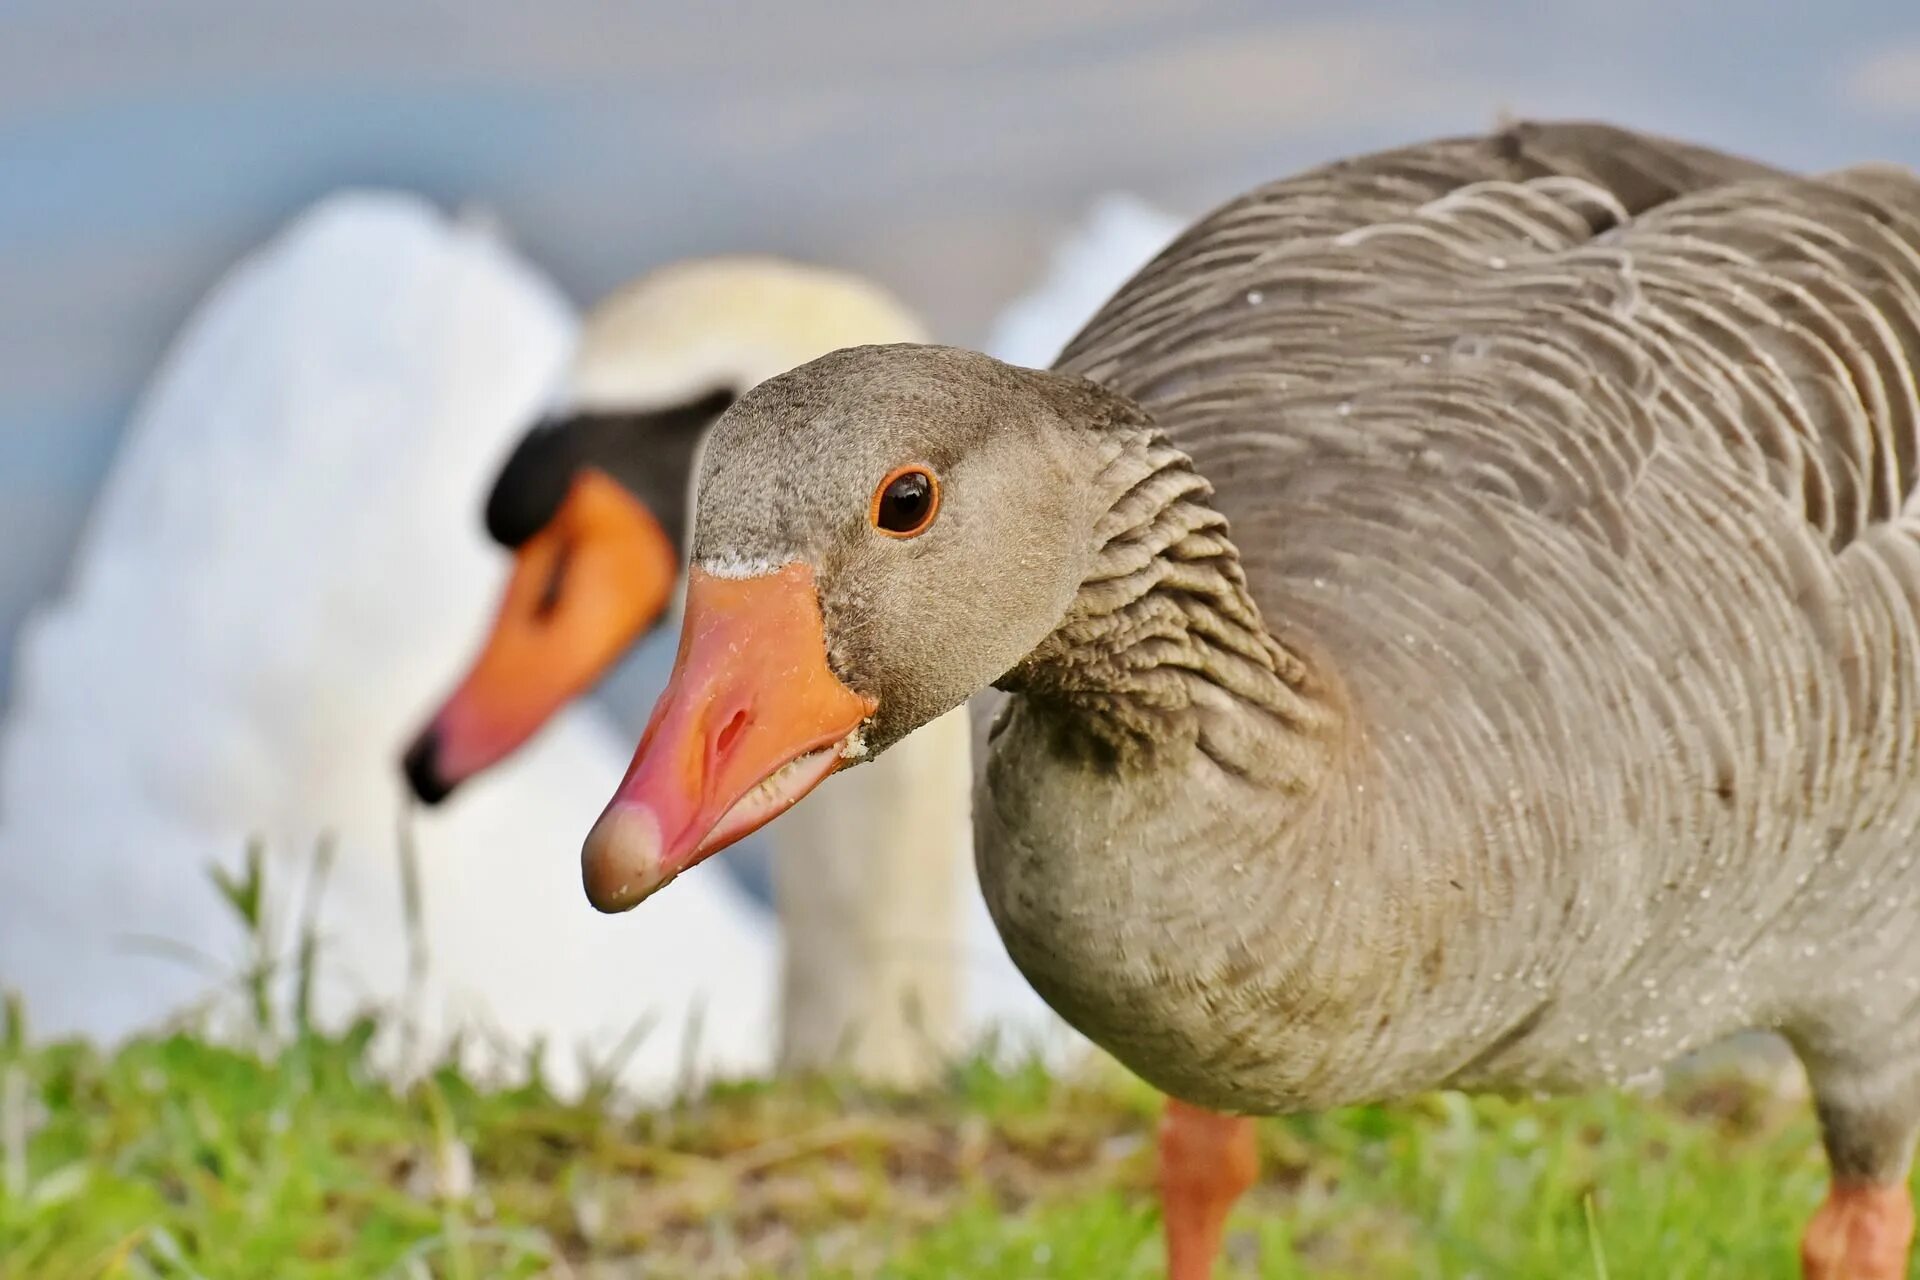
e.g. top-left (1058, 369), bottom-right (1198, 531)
top-left (581, 563), bottom-right (875, 913)
top-left (402, 469), bottom-right (678, 803)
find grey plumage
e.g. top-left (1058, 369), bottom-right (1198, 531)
top-left (1001, 121), bottom-right (1920, 1176)
top-left (674, 121), bottom-right (1920, 1266)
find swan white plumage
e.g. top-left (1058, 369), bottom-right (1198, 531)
top-left (0, 194), bottom-right (779, 1095)
top-left (0, 185), bottom-right (1184, 1091)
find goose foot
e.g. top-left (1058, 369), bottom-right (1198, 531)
top-left (1801, 1181), bottom-right (1914, 1280)
top-left (1159, 1097), bottom-right (1257, 1280)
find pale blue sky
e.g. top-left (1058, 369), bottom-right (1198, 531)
top-left (3, 0), bottom-right (1919, 688)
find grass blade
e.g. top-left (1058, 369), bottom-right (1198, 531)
top-left (1584, 1191), bottom-right (1610, 1280)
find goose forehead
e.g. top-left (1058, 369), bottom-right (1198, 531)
top-left (687, 344), bottom-right (1059, 556)
top-left (690, 425), bottom-right (870, 564)
top-left (716, 347), bottom-right (1037, 462)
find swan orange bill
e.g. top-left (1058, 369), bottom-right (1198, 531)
top-left (401, 469), bottom-right (678, 804)
top-left (581, 562), bottom-right (875, 913)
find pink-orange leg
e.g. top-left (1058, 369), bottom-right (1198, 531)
top-left (1802, 1181), bottom-right (1915, 1280)
top-left (1159, 1097), bottom-right (1258, 1280)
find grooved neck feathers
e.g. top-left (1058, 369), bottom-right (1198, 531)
top-left (1002, 417), bottom-right (1341, 780)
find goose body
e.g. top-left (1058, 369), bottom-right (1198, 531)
top-left (590, 122), bottom-right (1920, 1276)
top-left (986, 125), bottom-right (1900, 1113)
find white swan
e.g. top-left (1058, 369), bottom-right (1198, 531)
top-left (0, 186), bottom-right (1184, 1092)
top-left (0, 194), bottom-right (778, 1096)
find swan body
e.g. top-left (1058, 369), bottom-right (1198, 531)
top-left (0, 195), bottom-right (777, 1096)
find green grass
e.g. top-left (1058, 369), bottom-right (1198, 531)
top-left (0, 1005), bottom-right (1892, 1279)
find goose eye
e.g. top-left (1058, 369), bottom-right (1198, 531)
top-left (870, 466), bottom-right (940, 537)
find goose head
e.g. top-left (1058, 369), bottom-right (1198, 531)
top-left (582, 342), bottom-right (1143, 911)
top-left (402, 258), bottom-right (926, 803)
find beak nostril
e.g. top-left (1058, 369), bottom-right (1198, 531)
top-left (532, 537), bottom-right (575, 622)
top-left (715, 709), bottom-right (749, 756)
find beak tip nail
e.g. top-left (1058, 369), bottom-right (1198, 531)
top-left (582, 803), bottom-right (671, 913)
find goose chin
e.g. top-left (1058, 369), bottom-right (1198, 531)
top-left (697, 730), bottom-right (858, 857)
top-left (581, 730), bottom-right (857, 913)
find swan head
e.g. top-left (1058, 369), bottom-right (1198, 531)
top-left (403, 257), bottom-right (925, 804)
top-left (582, 343), bottom-right (1133, 911)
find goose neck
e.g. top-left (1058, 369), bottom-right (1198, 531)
top-left (999, 424), bottom-right (1343, 784)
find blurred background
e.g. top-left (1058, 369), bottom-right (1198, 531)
top-left (6, 0), bottom-right (1919, 691)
